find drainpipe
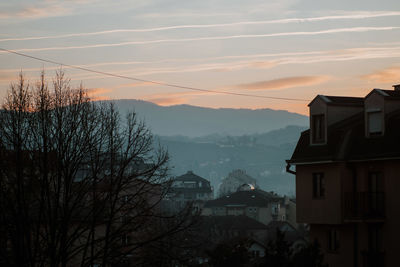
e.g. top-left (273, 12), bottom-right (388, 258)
top-left (285, 162), bottom-right (296, 175)
top-left (348, 163), bottom-right (358, 267)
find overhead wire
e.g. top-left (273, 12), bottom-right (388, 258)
top-left (0, 47), bottom-right (310, 102)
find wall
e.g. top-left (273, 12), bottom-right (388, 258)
top-left (296, 163), bottom-right (344, 224)
top-left (310, 224), bottom-right (354, 267)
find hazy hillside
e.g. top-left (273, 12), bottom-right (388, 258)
top-left (108, 99), bottom-right (307, 195)
top-left (157, 126), bottom-right (307, 196)
top-left (110, 99), bottom-right (308, 137)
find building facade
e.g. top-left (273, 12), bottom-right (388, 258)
top-left (202, 186), bottom-right (292, 226)
top-left (166, 171), bottom-right (213, 211)
top-left (287, 85), bottom-right (400, 267)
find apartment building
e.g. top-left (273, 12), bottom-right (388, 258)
top-left (165, 171), bottom-right (213, 211)
top-left (287, 85), bottom-right (400, 267)
top-left (202, 185), bottom-right (292, 226)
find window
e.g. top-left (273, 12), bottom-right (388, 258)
top-left (313, 173), bottom-right (325, 198)
top-left (368, 225), bottom-right (382, 252)
top-left (367, 111), bottom-right (383, 136)
top-left (312, 114), bottom-right (325, 143)
top-left (328, 229), bottom-right (339, 252)
top-left (122, 234), bottom-right (131, 246)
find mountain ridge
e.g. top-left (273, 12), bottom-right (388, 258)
top-left (104, 99), bottom-right (308, 137)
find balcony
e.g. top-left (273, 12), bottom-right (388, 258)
top-left (344, 192), bottom-right (385, 222)
top-left (362, 251), bottom-right (385, 267)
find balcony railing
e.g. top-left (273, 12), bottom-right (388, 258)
top-left (362, 251), bottom-right (385, 267)
top-left (344, 192), bottom-right (385, 221)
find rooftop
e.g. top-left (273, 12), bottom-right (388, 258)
top-left (204, 189), bottom-right (281, 208)
top-left (174, 171), bottom-right (210, 184)
top-left (308, 95), bottom-right (364, 107)
top-left (288, 109), bottom-right (400, 164)
top-left (200, 215), bottom-right (268, 230)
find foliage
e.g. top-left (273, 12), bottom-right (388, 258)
top-left (291, 240), bottom-right (327, 267)
top-left (0, 71), bottom-right (195, 267)
top-left (206, 238), bottom-right (251, 267)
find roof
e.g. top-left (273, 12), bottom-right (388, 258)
top-left (266, 221), bottom-right (296, 232)
top-left (266, 221), bottom-right (304, 243)
top-left (169, 187), bottom-right (212, 194)
top-left (174, 171), bottom-right (210, 184)
top-left (366, 89), bottom-right (400, 99)
top-left (288, 109), bottom-right (400, 164)
top-left (200, 215), bottom-right (268, 230)
top-left (204, 189), bottom-right (281, 208)
top-left (308, 95), bottom-right (364, 107)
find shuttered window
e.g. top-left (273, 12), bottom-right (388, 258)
top-left (368, 111), bottom-right (383, 135)
top-left (312, 114), bottom-right (325, 143)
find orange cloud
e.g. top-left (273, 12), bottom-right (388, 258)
top-left (248, 61), bottom-right (277, 69)
top-left (236, 75), bottom-right (330, 91)
top-left (112, 82), bottom-right (153, 89)
top-left (87, 87), bottom-right (112, 100)
top-left (148, 97), bottom-right (188, 106)
top-left (361, 66), bottom-right (400, 83)
top-left (0, 5), bottom-right (70, 19)
top-left (0, 72), bottom-right (18, 83)
top-left (143, 91), bottom-right (216, 106)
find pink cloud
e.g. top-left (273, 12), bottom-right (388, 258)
top-left (361, 66), bottom-right (400, 83)
top-left (143, 91), bottom-right (216, 106)
top-left (236, 75), bottom-right (330, 91)
top-left (87, 87), bottom-right (112, 100)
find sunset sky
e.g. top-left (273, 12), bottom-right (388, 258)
top-left (1, 0), bottom-right (400, 115)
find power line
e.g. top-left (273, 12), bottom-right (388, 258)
top-left (0, 47), bottom-right (310, 102)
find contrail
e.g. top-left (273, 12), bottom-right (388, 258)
top-left (4, 26), bottom-right (400, 53)
top-left (2, 45), bottom-right (400, 75)
top-left (1, 11), bottom-right (400, 42)
top-left (64, 46), bottom-right (400, 81)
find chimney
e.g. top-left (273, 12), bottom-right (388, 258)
top-left (393, 84), bottom-right (400, 91)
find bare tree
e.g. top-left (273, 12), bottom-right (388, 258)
top-left (0, 71), bottom-right (196, 267)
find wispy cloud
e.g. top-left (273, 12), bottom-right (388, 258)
top-left (361, 66), bottom-right (400, 83)
top-left (2, 11), bottom-right (400, 42)
top-left (0, 0), bottom-right (100, 20)
top-left (0, 72), bottom-right (18, 82)
top-left (145, 96), bottom-right (187, 106)
top-left (0, 4), bottom-right (70, 20)
top-left (6, 26), bottom-right (400, 53)
top-left (236, 76), bottom-right (330, 91)
top-left (143, 91), bottom-right (215, 106)
top-left (87, 87), bottom-right (112, 100)
top-left (62, 46), bottom-right (400, 81)
top-left (2, 46), bottom-right (400, 85)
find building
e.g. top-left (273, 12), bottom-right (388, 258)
top-left (287, 85), bottom-right (400, 267)
top-left (265, 221), bottom-right (307, 252)
top-left (218, 169), bottom-right (258, 197)
top-left (202, 185), bottom-right (291, 226)
top-left (200, 215), bottom-right (269, 244)
top-left (166, 171), bottom-right (213, 210)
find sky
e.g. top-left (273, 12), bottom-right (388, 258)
top-left (1, 0), bottom-right (400, 115)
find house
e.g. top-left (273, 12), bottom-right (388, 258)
top-left (202, 185), bottom-right (291, 226)
top-left (218, 169), bottom-right (258, 197)
top-left (194, 215), bottom-right (268, 263)
top-left (265, 221), bottom-right (307, 252)
top-left (287, 85), bottom-right (400, 267)
top-left (165, 171), bottom-right (213, 211)
top-left (200, 215), bottom-right (269, 244)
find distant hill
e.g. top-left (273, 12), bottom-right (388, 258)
top-left (108, 99), bottom-right (308, 137)
top-left (106, 99), bottom-right (307, 195)
top-left (157, 125), bottom-right (307, 196)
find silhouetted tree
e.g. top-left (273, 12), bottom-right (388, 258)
top-left (0, 71), bottom-right (195, 267)
top-left (291, 240), bottom-right (327, 267)
top-left (262, 229), bottom-right (292, 267)
top-left (207, 238), bottom-right (251, 267)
